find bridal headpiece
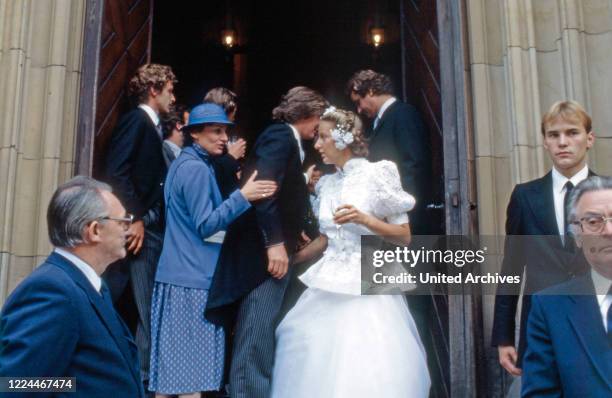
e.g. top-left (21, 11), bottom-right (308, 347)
top-left (323, 106), bottom-right (355, 150)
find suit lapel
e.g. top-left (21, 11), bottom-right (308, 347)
top-left (526, 172), bottom-right (561, 237)
top-left (47, 253), bottom-right (141, 385)
top-left (138, 107), bottom-right (163, 144)
top-left (567, 276), bottom-right (612, 388)
top-left (371, 100), bottom-right (397, 138)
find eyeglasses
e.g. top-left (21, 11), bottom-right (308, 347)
top-left (571, 215), bottom-right (612, 233)
top-left (98, 214), bottom-right (134, 229)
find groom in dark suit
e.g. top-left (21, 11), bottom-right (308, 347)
top-left (522, 176), bottom-right (612, 397)
top-left (492, 100), bottom-right (596, 380)
top-left (0, 176), bottom-right (143, 397)
top-left (347, 69), bottom-right (432, 234)
top-left (206, 87), bottom-right (326, 398)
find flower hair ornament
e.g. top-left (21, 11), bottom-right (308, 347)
top-left (322, 106), bottom-right (355, 150)
top-left (331, 124), bottom-right (354, 150)
top-left (322, 106), bottom-right (336, 116)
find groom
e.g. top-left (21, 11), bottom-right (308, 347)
top-left (206, 86), bottom-right (327, 398)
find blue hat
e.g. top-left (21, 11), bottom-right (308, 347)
top-left (185, 103), bottom-right (234, 129)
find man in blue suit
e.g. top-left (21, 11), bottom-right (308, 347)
top-left (0, 176), bottom-right (144, 397)
top-left (522, 176), bottom-right (612, 397)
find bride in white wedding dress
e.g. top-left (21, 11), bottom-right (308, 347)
top-left (270, 107), bottom-right (431, 398)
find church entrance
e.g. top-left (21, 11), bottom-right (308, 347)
top-left (76, 0), bottom-right (483, 396)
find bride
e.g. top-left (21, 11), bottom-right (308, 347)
top-left (270, 107), bottom-right (431, 397)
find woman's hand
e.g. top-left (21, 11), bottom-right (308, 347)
top-left (228, 138), bottom-right (247, 160)
top-left (333, 204), bottom-right (370, 227)
top-left (240, 170), bottom-right (277, 202)
top-left (333, 205), bottom-right (411, 245)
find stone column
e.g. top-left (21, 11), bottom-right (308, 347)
top-left (466, 0), bottom-right (612, 393)
top-left (0, 0), bottom-right (86, 303)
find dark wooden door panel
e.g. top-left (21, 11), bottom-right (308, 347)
top-left (93, 0), bottom-right (153, 177)
top-left (402, 1), bottom-right (448, 397)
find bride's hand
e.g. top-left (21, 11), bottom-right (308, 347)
top-left (333, 204), bottom-right (370, 227)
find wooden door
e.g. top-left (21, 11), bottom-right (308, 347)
top-left (76, 0), bottom-right (154, 176)
top-left (400, 1), bottom-right (449, 397)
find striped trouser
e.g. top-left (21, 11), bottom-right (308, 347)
top-left (229, 272), bottom-right (291, 398)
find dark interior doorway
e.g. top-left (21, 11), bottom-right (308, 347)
top-left (151, 0), bottom-right (404, 165)
top-left (150, 2), bottom-right (449, 397)
top-left (82, 0), bottom-right (453, 396)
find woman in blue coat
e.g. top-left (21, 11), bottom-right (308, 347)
top-left (149, 103), bottom-right (276, 398)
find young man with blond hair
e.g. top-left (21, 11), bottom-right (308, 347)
top-left (492, 100), bottom-right (596, 384)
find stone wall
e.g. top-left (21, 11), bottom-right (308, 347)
top-left (0, 0), bottom-right (85, 303)
top-left (466, 0), bottom-right (612, 392)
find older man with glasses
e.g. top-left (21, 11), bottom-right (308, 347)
top-left (521, 176), bottom-right (612, 397)
top-left (0, 176), bottom-right (144, 398)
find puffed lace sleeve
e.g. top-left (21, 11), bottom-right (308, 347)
top-left (372, 160), bottom-right (416, 225)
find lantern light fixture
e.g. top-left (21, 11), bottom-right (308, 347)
top-left (222, 29), bottom-right (236, 48)
top-left (370, 28), bottom-right (384, 48)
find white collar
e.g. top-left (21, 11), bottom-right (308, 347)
top-left (288, 124), bottom-right (305, 163)
top-left (591, 269), bottom-right (612, 303)
top-left (138, 104), bottom-right (160, 126)
top-left (164, 139), bottom-right (182, 157)
top-left (551, 164), bottom-right (589, 194)
top-left (337, 157), bottom-right (368, 175)
top-left (54, 248), bottom-right (102, 293)
top-left (377, 97), bottom-right (397, 120)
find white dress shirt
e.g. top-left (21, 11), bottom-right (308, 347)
top-left (591, 269), bottom-right (612, 333)
top-left (164, 139), bottom-right (182, 158)
top-left (288, 124), bottom-right (310, 183)
top-left (54, 248), bottom-right (102, 293)
top-left (288, 124), bottom-right (305, 163)
top-left (374, 97), bottom-right (397, 129)
top-left (551, 165), bottom-right (589, 240)
top-left (138, 104), bottom-right (162, 138)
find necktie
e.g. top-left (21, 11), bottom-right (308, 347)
top-left (155, 122), bottom-right (163, 139)
top-left (563, 181), bottom-right (574, 250)
top-left (607, 285), bottom-right (612, 341)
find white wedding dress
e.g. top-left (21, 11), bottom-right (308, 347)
top-left (271, 158), bottom-right (431, 398)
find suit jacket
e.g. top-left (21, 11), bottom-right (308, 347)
top-left (104, 107), bottom-right (167, 227)
top-left (367, 100), bottom-right (432, 234)
top-left (492, 171), bottom-right (592, 365)
top-left (206, 123), bottom-right (310, 325)
top-left (0, 252), bottom-right (144, 398)
top-left (521, 274), bottom-right (612, 397)
top-left (212, 153), bottom-right (241, 199)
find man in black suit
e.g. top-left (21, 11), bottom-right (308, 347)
top-left (492, 100), bottom-right (595, 382)
top-left (103, 63), bottom-right (176, 389)
top-left (522, 176), bottom-right (612, 397)
top-left (347, 69), bottom-right (432, 234)
top-left (206, 87), bottom-right (327, 398)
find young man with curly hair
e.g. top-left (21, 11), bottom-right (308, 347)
top-left (103, 63), bottom-right (176, 394)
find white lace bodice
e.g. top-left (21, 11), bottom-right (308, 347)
top-left (299, 158), bottom-right (416, 295)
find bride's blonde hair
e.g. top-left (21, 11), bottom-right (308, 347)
top-left (320, 108), bottom-right (368, 157)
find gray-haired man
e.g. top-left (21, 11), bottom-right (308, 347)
top-left (0, 176), bottom-right (144, 398)
top-left (522, 176), bottom-right (612, 397)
